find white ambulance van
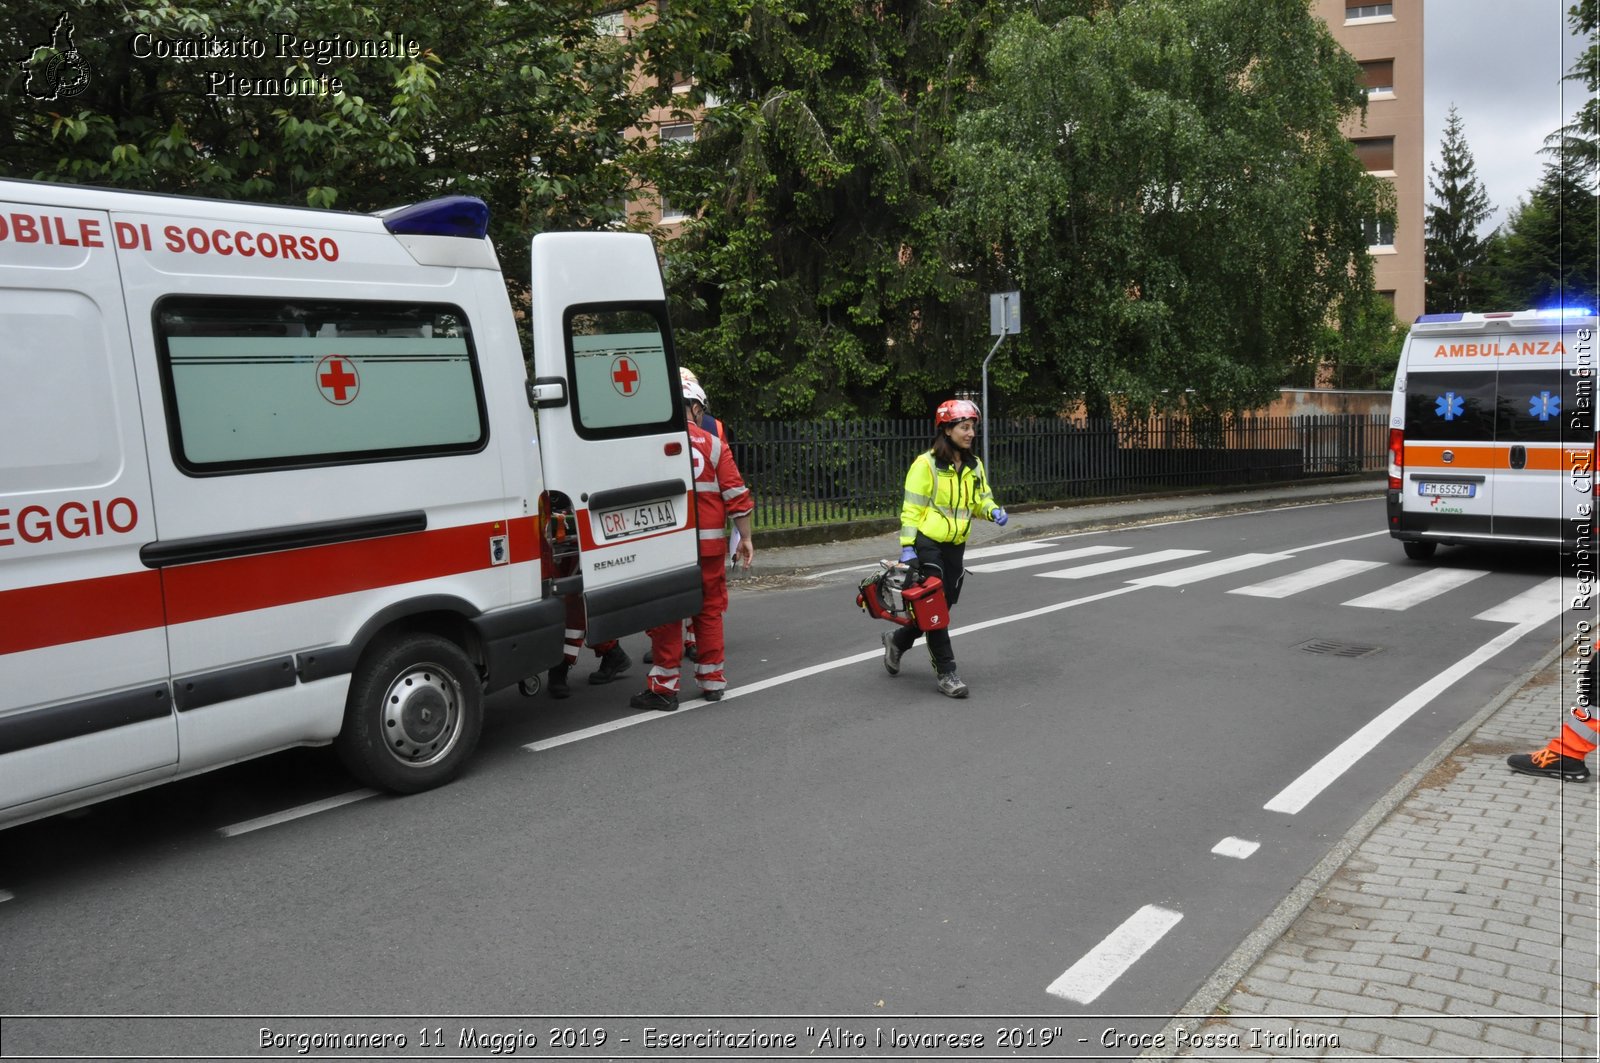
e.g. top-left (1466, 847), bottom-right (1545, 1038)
top-left (1386, 308), bottom-right (1595, 559)
top-left (0, 178), bottom-right (702, 828)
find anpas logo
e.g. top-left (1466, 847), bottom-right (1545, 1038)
top-left (22, 12), bottom-right (92, 101)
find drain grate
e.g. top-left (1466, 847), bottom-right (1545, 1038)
top-left (1298, 638), bottom-right (1384, 659)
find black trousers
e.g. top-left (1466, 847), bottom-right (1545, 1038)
top-left (890, 533), bottom-right (966, 674)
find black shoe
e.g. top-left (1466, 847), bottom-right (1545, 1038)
top-left (701, 689), bottom-right (724, 702)
top-left (1507, 750), bottom-right (1590, 781)
top-left (685, 642), bottom-right (699, 662)
top-left (548, 664), bottom-right (571, 700)
top-left (630, 689), bottom-right (679, 712)
top-left (589, 646), bottom-right (632, 685)
top-left (882, 631), bottom-right (903, 676)
top-left (643, 648), bottom-right (653, 664)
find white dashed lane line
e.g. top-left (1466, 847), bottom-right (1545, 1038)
top-left (1211, 837), bottom-right (1261, 859)
top-left (1047, 904), bottom-right (1185, 1004)
top-left (217, 789), bottom-right (379, 838)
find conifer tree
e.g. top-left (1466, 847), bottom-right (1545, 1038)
top-left (1425, 105), bottom-right (1495, 313)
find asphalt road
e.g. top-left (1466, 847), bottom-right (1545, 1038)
top-left (0, 495), bottom-right (1575, 1057)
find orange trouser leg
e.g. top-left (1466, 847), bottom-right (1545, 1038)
top-left (1546, 707), bottom-right (1599, 759)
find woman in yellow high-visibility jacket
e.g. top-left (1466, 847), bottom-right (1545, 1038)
top-left (881, 398), bottom-right (1007, 698)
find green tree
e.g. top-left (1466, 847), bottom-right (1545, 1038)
top-left (1546, 0), bottom-right (1597, 182)
top-left (643, 0), bottom-right (1008, 419)
top-left (1425, 105), bottom-right (1495, 312)
top-left (945, 0), bottom-right (1391, 417)
top-left (1, 1), bottom-right (649, 290)
top-left (1484, 161), bottom-right (1599, 309)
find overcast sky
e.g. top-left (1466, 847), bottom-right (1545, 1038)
top-left (1425, 0), bottom-right (1591, 232)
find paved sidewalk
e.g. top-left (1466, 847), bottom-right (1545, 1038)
top-left (1152, 648), bottom-right (1599, 1061)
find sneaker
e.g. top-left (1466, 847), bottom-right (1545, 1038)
top-left (547, 664), bottom-right (571, 700)
top-left (685, 642), bottom-right (699, 662)
top-left (588, 645), bottom-right (632, 685)
top-left (1507, 749), bottom-right (1590, 782)
top-left (701, 689), bottom-right (724, 702)
top-left (881, 631), bottom-right (903, 676)
top-left (936, 672), bottom-right (969, 699)
top-left (629, 689), bottom-right (679, 712)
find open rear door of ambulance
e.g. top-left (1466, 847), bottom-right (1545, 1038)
top-left (526, 232), bottom-right (701, 644)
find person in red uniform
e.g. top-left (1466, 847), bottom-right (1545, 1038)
top-left (630, 380), bottom-right (754, 711)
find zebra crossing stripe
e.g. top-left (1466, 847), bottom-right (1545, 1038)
top-left (1343, 567), bottom-right (1487, 610)
top-left (967, 544), bottom-right (1125, 573)
top-left (1037, 548), bottom-right (1207, 579)
top-left (1128, 552), bottom-right (1294, 587)
top-left (1473, 576), bottom-right (1568, 625)
top-left (1229, 558), bottom-right (1388, 598)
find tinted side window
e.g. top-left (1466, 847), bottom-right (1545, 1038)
top-left (1496, 369), bottom-right (1579, 443)
top-left (156, 298), bottom-right (486, 474)
top-left (564, 303), bottom-right (679, 440)
top-left (1404, 371), bottom-right (1495, 442)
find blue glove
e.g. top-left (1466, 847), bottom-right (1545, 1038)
top-left (900, 545), bottom-right (917, 564)
top-left (993, 508), bottom-right (1008, 527)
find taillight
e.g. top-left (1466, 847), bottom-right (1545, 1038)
top-left (1388, 428), bottom-right (1404, 491)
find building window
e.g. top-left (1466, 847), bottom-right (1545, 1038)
top-left (660, 123), bottom-right (695, 148)
top-left (1379, 290), bottom-right (1396, 307)
top-left (1364, 217), bottom-right (1396, 248)
top-left (1359, 60), bottom-right (1394, 96)
top-left (1351, 136), bottom-right (1395, 173)
top-left (1345, 1), bottom-right (1394, 19)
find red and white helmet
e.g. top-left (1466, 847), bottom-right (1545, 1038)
top-left (679, 365), bottom-right (700, 387)
top-left (936, 398), bottom-right (981, 425)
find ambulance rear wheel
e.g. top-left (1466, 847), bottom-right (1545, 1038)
top-left (1403, 540), bottom-right (1437, 561)
top-left (336, 633), bottom-right (483, 794)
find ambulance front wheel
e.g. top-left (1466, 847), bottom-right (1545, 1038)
top-left (336, 633), bottom-right (483, 794)
top-left (1403, 540), bottom-right (1437, 561)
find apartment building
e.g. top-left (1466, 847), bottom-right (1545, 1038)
top-left (1316, 0), bottom-right (1426, 323)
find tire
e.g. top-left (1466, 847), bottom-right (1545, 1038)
top-left (1402, 540), bottom-right (1437, 561)
top-left (335, 633), bottom-right (483, 794)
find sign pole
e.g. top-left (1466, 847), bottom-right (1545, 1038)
top-left (984, 291), bottom-right (1020, 481)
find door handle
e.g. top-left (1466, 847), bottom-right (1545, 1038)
top-left (1509, 445), bottom-right (1527, 470)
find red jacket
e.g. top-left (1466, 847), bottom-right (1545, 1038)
top-left (688, 421), bottom-right (752, 558)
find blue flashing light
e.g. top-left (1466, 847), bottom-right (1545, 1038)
top-left (1414, 313), bottom-right (1463, 323)
top-left (382, 196), bottom-right (490, 239)
top-left (1535, 305), bottom-right (1597, 318)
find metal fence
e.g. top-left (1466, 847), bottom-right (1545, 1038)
top-left (726, 414), bottom-right (1388, 531)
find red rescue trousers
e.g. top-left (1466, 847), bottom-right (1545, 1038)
top-left (645, 555), bottom-right (728, 697)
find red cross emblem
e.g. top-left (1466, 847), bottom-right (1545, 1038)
top-left (316, 355), bottom-right (359, 405)
top-left (610, 355), bottom-right (641, 397)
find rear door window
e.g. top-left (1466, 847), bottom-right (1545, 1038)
top-left (1404, 371), bottom-right (1496, 442)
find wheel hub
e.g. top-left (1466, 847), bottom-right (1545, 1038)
top-left (381, 666), bottom-right (461, 765)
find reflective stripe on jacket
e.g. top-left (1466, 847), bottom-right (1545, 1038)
top-left (690, 422), bottom-right (752, 557)
top-left (900, 451), bottom-right (996, 546)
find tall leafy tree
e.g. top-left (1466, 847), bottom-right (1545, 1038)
top-left (643, 0), bottom-right (1008, 418)
top-left (945, 0), bottom-right (1391, 417)
top-left (2, 1), bottom-right (650, 292)
top-left (1425, 105), bottom-right (1495, 312)
top-left (1485, 161), bottom-right (1599, 309)
top-left (1547, 0), bottom-right (1598, 182)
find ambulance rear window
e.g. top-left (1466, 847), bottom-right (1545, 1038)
top-left (563, 303), bottom-right (679, 440)
top-left (1404, 371), bottom-right (1495, 442)
top-left (155, 297), bottom-right (487, 474)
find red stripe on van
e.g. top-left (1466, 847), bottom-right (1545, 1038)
top-left (162, 517), bottom-right (539, 624)
top-left (1, 517), bottom-right (538, 653)
top-left (0, 570), bottom-right (165, 655)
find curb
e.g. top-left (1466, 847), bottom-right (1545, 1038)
top-left (1138, 637), bottom-right (1567, 1061)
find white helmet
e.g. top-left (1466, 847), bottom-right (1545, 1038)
top-left (679, 366), bottom-right (700, 387)
top-left (682, 380), bottom-right (708, 407)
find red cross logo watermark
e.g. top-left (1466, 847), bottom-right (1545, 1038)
top-left (316, 355), bottom-right (359, 405)
top-left (610, 355), bottom-right (641, 397)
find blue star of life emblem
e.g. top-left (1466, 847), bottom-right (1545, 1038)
top-left (1435, 392), bottom-right (1464, 421)
top-left (1528, 391), bottom-right (1561, 421)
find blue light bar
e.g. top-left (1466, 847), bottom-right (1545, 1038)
top-left (382, 196), bottom-right (490, 239)
top-left (1414, 313), bottom-right (1463, 323)
top-left (1535, 306), bottom-right (1597, 318)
